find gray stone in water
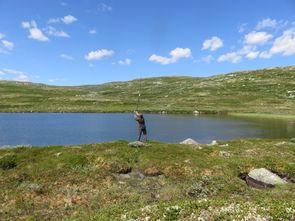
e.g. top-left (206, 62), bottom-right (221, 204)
top-left (128, 141), bottom-right (146, 147)
top-left (180, 138), bottom-right (199, 145)
top-left (193, 110), bottom-right (200, 115)
top-left (248, 168), bottom-right (287, 185)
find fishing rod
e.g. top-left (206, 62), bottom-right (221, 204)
top-left (135, 78), bottom-right (142, 111)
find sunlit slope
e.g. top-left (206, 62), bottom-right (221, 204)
top-left (0, 66), bottom-right (295, 114)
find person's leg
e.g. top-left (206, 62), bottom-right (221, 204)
top-left (138, 129), bottom-right (142, 141)
top-left (143, 129), bottom-right (147, 142)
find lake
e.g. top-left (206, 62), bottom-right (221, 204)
top-left (0, 113), bottom-right (294, 147)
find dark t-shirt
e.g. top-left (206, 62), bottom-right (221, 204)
top-left (135, 115), bottom-right (146, 129)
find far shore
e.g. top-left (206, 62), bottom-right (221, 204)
top-left (229, 112), bottom-right (295, 120)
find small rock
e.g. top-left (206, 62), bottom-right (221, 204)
top-left (193, 110), bottom-right (200, 115)
top-left (219, 151), bottom-right (231, 157)
top-left (128, 141), bottom-right (146, 147)
top-left (248, 168), bottom-right (287, 185)
top-left (220, 144), bottom-right (229, 147)
top-left (210, 140), bottom-right (218, 145)
top-left (55, 152), bottom-right (62, 157)
top-left (119, 173), bottom-right (131, 179)
top-left (180, 138), bottom-right (198, 145)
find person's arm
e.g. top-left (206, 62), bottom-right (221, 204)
top-left (134, 111), bottom-right (140, 120)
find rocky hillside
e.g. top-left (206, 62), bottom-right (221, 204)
top-left (1, 66), bottom-right (295, 114)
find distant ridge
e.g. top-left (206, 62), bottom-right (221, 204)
top-left (1, 66), bottom-right (295, 114)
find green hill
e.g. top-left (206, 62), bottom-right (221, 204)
top-left (1, 66), bottom-right (295, 114)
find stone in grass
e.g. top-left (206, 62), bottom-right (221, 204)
top-left (180, 138), bottom-right (199, 145)
top-left (248, 168), bottom-right (287, 185)
top-left (19, 181), bottom-right (44, 194)
top-left (128, 141), bottom-right (146, 147)
top-left (209, 140), bottom-right (218, 146)
top-left (290, 138), bottom-right (295, 143)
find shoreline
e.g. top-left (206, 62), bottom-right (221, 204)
top-left (229, 112), bottom-right (295, 120)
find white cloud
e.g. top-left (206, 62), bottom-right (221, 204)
top-left (48, 78), bottom-right (66, 83)
top-left (2, 68), bottom-right (24, 75)
top-left (202, 36), bottom-right (223, 51)
top-left (258, 28), bottom-right (295, 59)
top-left (1, 40), bottom-right (14, 50)
top-left (21, 21), bottom-right (31, 28)
top-left (22, 20), bottom-right (49, 42)
top-left (29, 28), bottom-right (49, 41)
top-left (14, 74), bottom-right (29, 82)
top-left (0, 33), bottom-right (5, 39)
top-left (238, 23), bottom-right (247, 33)
top-left (61, 15), bottom-right (77, 24)
top-left (1, 68), bottom-right (29, 82)
top-left (0, 34), bottom-right (14, 53)
top-left (48, 18), bottom-right (60, 24)
top-left (98, 3), bottom-right (112, 12)
top-left (60, 53), bottom-right (74, 60)
top-left (245, 51), bottom-right (259, 59)
top-left (269, 28), bottom-right (295, 56)
top-left (45, 26), bottom-right (70, 38)
top-left (255, 18), bottom-right (278, 30)
top-left (259, 51), bottom-right (272, 59)
top-left (238, 45), bottom-right (260, 59)
top-left (217, 52), bottom-right (241, 63)
top-left (85, 49), bottom-right (114, 60)
top-left (244, 31), bottom-right (273, 45)
top-left (118, 58), bottom-right (132, 65)
top-left (89, 29), bottom-right (96, 34)
top-left (201, 55), bottom-right (214, 63)
top-left (218, 45), bottom-right (260, 63)
top-left (48, 15), bottom-right (77, 25)
top-left (60, 2), bottom-right (68, 6)
top-left (149, 55), bottom-right (171, 65)
top-left (149, 47), bottom-right (191, 65)
top-left (170, 47), bottom-right (191, 59)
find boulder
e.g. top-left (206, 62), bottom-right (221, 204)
top-left (193, 110), bottom-right (200, 115)
top-left (210, 140), bottom-right (218, 146)
top-left (180, 138), bottom-right (199, 145)
top-left (248, 168), bottom-right (287, 185)
top-left (128, 141), bottom-right (146, 147)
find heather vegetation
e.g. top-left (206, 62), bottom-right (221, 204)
top-left (0, 139), bottom-right (295, 220)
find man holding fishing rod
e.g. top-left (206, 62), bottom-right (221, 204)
top-left (134, 110), bottom-right (147, 142)
top-left (133, 78), bottom-right (148, 142)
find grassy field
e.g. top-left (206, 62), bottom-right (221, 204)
top-left (1, 66), bottom-right (295, 115)
top-left (0, 139), bottom-right (295, 220)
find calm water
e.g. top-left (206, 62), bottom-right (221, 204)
top-left (0, 113), bottom-right (294, 147)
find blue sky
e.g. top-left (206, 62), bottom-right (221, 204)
top-left (0, 0), bottom-right (295, 85)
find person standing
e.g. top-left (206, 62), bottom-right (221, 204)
top-left (134, 111), bottom-right (147, 142)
